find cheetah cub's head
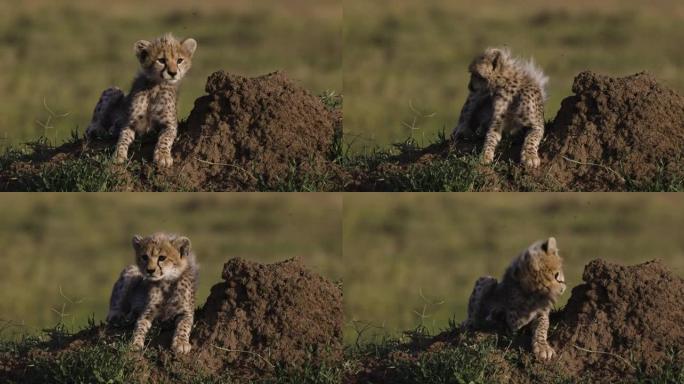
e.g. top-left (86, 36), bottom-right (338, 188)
top-left (134, 33), bottom-right (197, 85)
top-left (513, 237), bottom-right (566, 301)
top-left (467, 47), bottom-right (511, 93)
top-left (132, 232), bottom-right (193, 282)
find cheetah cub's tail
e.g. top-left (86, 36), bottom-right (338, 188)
top-left (494, 47), bottom-right (549, 101)
top-left (517, 57), bottom-right (549, 101)
top-left (521, 59), bottom-right (549, 101)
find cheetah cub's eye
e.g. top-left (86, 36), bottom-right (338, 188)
top-left (158, 255), bottom-right (166, 261)
top-left (157, 58), bottom-right (166, 64)
top-left (177, 58), bottom-right (183, 64)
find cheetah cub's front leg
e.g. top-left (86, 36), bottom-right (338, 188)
top-left (113, 93), bottom-right (148, 165)
top-left (130, 286), bottom-right (162, 351)
top-left (151, 88), bottom-right (179, 168)
top-left (171, 311), bottom-right (193, 353)
top-left (519, 106), bottom-right (545, 169)
top-left (530, 311), bottom-right (555, 361)
top-left (480, 97), bottom-right (509, 165)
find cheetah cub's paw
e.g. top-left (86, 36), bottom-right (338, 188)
top-left (532, 342), bottom-right (556, 361)
top-left (154, 150), bottom-right (174, 168)
top-left (521, 152), bottom-right (541, 169)
top-left (130, 338), bottom-right (145, 351)
top-left (480, 151), bottom-right (495, 165)
top-left (172, 339), bottom-right (192, 354)
top-left (113, 153), bottom-right (128, 165)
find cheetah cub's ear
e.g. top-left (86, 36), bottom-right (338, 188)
top-left (134, 40), bottom-right (152, 62)
top-left (172, 236), bottom-right (192, 258)
top-left (181, 38), bottom-right (197, 57)
top-left (542, 237), bottom-right (558, 255)
top-left (132, 234), bottom-right (144, 252)
top-left (526, 237), bottom-right (557, 272)
top-left (491, 49), bottom-right (503, 71)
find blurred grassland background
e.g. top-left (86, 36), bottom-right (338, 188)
top-left (0, 193), bottom-right (342, 340)
top-left (0, 0), bottom-right (341, 148)
top-left (343, 193), bottom-right (684, 343)
top-left (343, 0), bottom-right (684, 151)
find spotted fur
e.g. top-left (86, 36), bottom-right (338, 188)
top-left (452, 47), bottom-right (548, 168)
top-left (107, 232), bottom-right (198, 354)
top-left (463, 237), bottom-right (566, 361)
top-left (86, 33), bottom-right (197, 168)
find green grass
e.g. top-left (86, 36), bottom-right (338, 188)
top-left (337, 129), bottom-right (684, 192)
top-left (0, 0), bottom-right (341, 148)
top-left (4, 131), bottom-right (682, 192)
top-left (5, 321), bottom-right (680, 383)
top-left (343, 0), bottom-right (684, 151)
top-left (345, 328), bottom-right (684, 384)
top-left (0, 193), bottom-right (342, 340)
top-left (342, 193), bottom-right (684, 343)
top-left (0, 322), bottom-right (342, 384)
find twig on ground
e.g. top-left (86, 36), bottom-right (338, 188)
top-left (573, 344), bottom-right (635, 371)
top-left (561, 156), bottom-right (625, 182)
top-left (212, 344), bottom-right (274, 368)
top-left (36, 98), bottom-right (70, 144)
top-left (194, 157), bottom-right (257, 180)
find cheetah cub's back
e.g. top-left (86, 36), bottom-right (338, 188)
top-left (464, 237), bottom-right (566, 361)
top-left (107, 232), bottom-right (198, 354)
top-left (452, 47), bottom-right (548, 168)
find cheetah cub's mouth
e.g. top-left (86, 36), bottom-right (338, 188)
top-left (554, 271), bottom-right (567, 296)
top-left (162, 73), bottom-right (180, 84)
top-left (145, 273), bottom-right (164, 282)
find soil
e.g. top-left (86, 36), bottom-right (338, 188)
top-left (551, 259), bottom-right (684, 380)
top-left (190, 257), bottom-right (343, 378)
top-left (2, 257), bottom-right (342, 383)
top-left (347, 71), bottom-right (684, 191)
top-left (171, 71), bottom-right (338, 190)
top-left (349, 259), bottom-right (684, 383)
top-left (0, 71), bottom-right (339, 191)
top-left (542, 71), bottom-right (684, 190)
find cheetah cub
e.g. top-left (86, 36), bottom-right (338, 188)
top-left (463, 237), bottom-right (566, 361)
top-left (107, 232), bottom-right (198, 353)
top-left (86, 33), bottom-right (197, 168)
top-left (451, 48), bottom-right (548, 168)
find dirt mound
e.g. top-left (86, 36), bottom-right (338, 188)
top-left (173, 71), bottom-right (337, 190)
top-left (191, 257), bottom-right (343, 376)
top-left (551, 259), bottom-right (684, 379)
top-left (542, 71), bottom-right (684, 190)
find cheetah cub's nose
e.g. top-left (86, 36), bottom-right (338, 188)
top-left (147, 268), bottom-right (156, 274)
